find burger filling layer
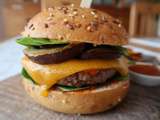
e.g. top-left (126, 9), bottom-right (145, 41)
top-left (17, 37), bottom-right (129, 93)
top-left (22, 56), bottom-right (128, 89)
top-left (58, 69), bottom-right (116, 87)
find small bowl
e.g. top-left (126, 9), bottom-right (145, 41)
top-left (129, 62), bottom-right (160, 86)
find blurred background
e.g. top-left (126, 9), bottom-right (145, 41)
top-left (0, 0), bottom-right (160, 41)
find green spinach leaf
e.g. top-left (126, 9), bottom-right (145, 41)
top-left (128, 60), bottom-right (136, 65)
top-left (58, 85), bottom-right (89, 92)
top-left (113, 75), bottom-right (129, 81)
top-left (21, 68), bottom-right (36, 84)
top-left (16, 37), bottom-right (68, 47)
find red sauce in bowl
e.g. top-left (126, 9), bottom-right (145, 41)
top-left (129, 64), bottom-right (160, 76)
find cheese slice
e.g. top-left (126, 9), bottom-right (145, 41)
top-left (22, 57), bottom-right (128, 89)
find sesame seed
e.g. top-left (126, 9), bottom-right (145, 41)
top-left (62, 100), bottom-right (65, 103)
top-left (73, 11), bottom-right (78, 16)
top-left (49, 13), bottom-right (54, 17)
top-left (63, 18), bottom-right (68, 24)
top-left (64, 18), bottom-right (68, 22)
top-left (68, 14), bottom-right (75, 19)
top-left (62, 100), bottom-right (67, 104)
top-left (68, 13), bottom-right (74, 17)
top-left (47, 17), bottom-right (52, 21)
top-left (75, 23), bottom-right (81, 28)
top-left (56, 6), bottom-right (69, 14)
top-left (86, 21), bottom-right (98, 32)
top-left (71, 3), bottom-right (74, 7)
top-left (81, 15), bottom-right (85, 18)
top-left (113, 19), bottom-right (121, 25)
top-left (86, 26), bottom-right (92, 32)
top-left (58, 35), bottom-right (63, 40)
top-left (62, 7), bottom-right (68, 11)
top-left (66, 23), bottom-right (74, 30)
top-left (91, 11), bottom-right (96, 15)
top-left (118, 24), bottom-right (122, 27)
top-left (57, 7), bottom-right (62, 10)
top-left (102, 16), bottom-right (108, 22)
top-left (118, 98), bottom-right (121, 102)
top-left (48, 7), bottom-right (54, 12)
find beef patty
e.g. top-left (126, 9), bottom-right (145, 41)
top-left (58, 69), bottom-right (116, 87)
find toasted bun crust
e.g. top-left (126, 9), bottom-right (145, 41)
top-left (22, 6), bottom-right (128, 45)
top-left (23, 78), bottom-right (129, 114)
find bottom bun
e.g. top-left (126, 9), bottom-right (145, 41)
top-left (23, 78), bottom-right (129, 114)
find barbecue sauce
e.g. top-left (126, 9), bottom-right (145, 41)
top-left (129, 65), bottom-right (160, 76)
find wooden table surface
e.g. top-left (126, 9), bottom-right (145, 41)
top-left (0, 75), bottom-right (160, 120)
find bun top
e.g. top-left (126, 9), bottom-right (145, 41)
top-left (22, 6), bottom-right (128, 45)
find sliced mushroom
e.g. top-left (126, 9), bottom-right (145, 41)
top-left (24, 44), bottom-right (86, 64)
top-left (81, 48), bottom-right (121, 60)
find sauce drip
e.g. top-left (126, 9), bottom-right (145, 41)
top-left (129, 64), bottom-right (160, 76)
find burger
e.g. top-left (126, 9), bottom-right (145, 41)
top-left (17, 6), bottom-right (129, 114)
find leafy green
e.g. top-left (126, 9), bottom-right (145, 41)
top-left (21, 68), bottom-right (129, 92)
top-left (115, 46), bottom-right (129, 57)
top-left (121, 48), bottom-right (129, 57)
top-left (16, 37), bottom-right (68, 47)
top-left (96, 45), bottom-right (129, 57)
top-left (21, 68), bottom-right (36, 84)
top-left (113, 75), bottom-right (129, 81)
top-left (128, 60), bottom-right (136, 65)
top-left (57, 75), bottom-right (129, 92)
top-left (58, 85), bottom-right (89, 92)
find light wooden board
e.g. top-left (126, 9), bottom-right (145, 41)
top-left (0, 75), bottom-right (160, 120)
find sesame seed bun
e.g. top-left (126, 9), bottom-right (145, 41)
top-left (23, 77), bottom-right (129, 114)
top-left (22, 6), bottom-right (128, 46)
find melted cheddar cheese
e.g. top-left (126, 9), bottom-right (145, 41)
top-left (22, 57), bottom-right (128, 89)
